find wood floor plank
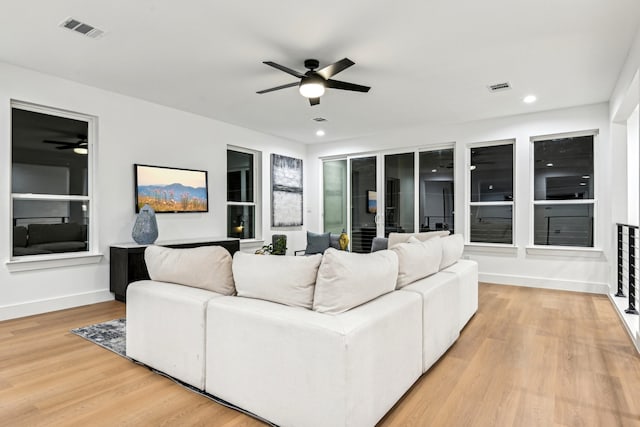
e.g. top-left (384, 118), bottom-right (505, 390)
top-left (1, 284), bottom-right (640, 426)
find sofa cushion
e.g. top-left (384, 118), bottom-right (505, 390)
top-left (387, 230), bottom-right (450, 248)
top-left (313, 248), bottom-right (398, 314)
top-left (305, 231), bottom-right (331, 254)
top-left (145, 245), bottom-right (235, 295)
top-left (391, 236), bottom-right (442, 288)
top-left (13, 246), bottom-right (53, 256)
top-left (440, 234), bottom-right (464, 270)
top-left (29, 241), bottom-right (87, 253)
top-left (13, 226), bottom-right (27, 248)
top-left (27, 222), bottom-right (83, 245)
top-left (233, 252), bottom-right (322, 309)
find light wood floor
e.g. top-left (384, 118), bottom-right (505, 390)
top-left (1, 283), bottom-right (639, 426)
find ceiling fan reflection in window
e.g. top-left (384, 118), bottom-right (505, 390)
top-left (43, 134), bottom-right (88, 154)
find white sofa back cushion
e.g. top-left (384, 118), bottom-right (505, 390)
top-left (144, 245), bottom-right (235, 295)
top-left (313, 248), bottom-right (398, 314)
top-left (391, 237), bottom-right (443, 288)
top-left (440, 234), bottom-right (465, 269)
top-left (387, 230), bottom-right (450, 248)
top-left (233, 252), bottom-right (322, 309)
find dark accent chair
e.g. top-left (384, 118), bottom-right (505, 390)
top-left (295, 231), bottom-right (342, 256)
top-left (370, 237), bottom-right (389, 252)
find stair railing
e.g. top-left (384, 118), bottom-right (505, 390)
top-left (617, 223), bottom-right (639, 315)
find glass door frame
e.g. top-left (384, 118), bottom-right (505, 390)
top-left (320, 143), bottom-right (456, 245)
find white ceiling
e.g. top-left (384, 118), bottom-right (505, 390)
top-left (1, 1), bottom-right (639, 144)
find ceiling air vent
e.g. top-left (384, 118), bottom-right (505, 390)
top-left (487, 82), bottom-right (512, 93)
top-left (59, 17), bottom-right (105, 39)
top-left (313, 117), bottom-right (327, 122)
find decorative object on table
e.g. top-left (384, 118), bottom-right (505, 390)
top-left (367, 190), bottom-right (377, 214)
top-left (134, 163), bottom-right (208, 213)
top-left (132, 204), bottom-right (159, 244)
top-left (271, 154), bottom-right (303, 227)
top-left (271, 234), bottom-right (287, 255)
top-left (339, 229), bottom-right (350, 251)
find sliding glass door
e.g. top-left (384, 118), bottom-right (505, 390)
top-left (384, 153), bottom-right (415, 236)
top-left (321, 146), bottom-right (455, 251)
top-left (350, 156), bottom-right (377, 253)
top-left (419, 149), bottom-right (454, 232)
top-left (322, 159), bottom-right (347, 234)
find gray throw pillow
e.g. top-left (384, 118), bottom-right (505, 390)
top-left (306, 231), bottom-right (331, 255)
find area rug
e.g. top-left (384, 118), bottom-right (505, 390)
top-left (71, 318), bottom-right (127, 357)
top-left (71, 319), bottom-right (277, 426)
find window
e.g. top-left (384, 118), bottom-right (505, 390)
top-left (11, 103), bottom-right (94, 258)
top-left (532, 133), bottom-right (595, 247)
top-left (468, 142), bottom-right (514, 244)
top-left (419, 149), bottom-right (454, 233)
top-left (227, 147), bottom-right (260, 239)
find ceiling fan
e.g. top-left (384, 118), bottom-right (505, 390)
top-left (43, 134), bottom-right (88, 154)
top-left (257, 58), bottom-right (370, 106)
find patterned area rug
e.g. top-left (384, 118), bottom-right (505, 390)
top-left (71, 319), bottom-right (276, 426)
top-left (71, 318), bottom-right (127, 357)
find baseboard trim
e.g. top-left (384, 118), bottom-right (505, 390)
top-left (479, 273), bottom-right (610, 294)
top-left (608, 293), bottom-right (640, 354)
top-left (0, 290), bottom-right (114, 321)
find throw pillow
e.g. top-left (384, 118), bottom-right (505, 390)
top-left (440, 234), bottom-right (464, 270)
top-left (144, 245), bottom-right (235, 295)
top-left (387, 230), bottom-right (450, 248)
top-left (313, 248), bottom-right (398, 314)
top-left (306, 231), bottom-right (331, 254)
top-left (233, 252), bottom-right (322, 309)
top-left (391, 236), bottom-right (443, 288)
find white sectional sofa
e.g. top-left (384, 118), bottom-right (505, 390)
top-left (125, 232), bottom-right (478, 427)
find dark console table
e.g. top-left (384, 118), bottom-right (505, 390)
top-left (109, 237), bottom-right (240, 302)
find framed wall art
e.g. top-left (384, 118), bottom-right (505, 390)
top-left (271, 154), bottom-right (303, 227)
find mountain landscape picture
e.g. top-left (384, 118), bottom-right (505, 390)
top-left (135, 164), bottom-right (208, 213)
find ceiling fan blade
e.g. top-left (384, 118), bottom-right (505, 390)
top-left (263, 61), bottom-right (304, 78)
top-left (325, 79), bottom-right (370, 92)
top-left (317, 58), bottom-right (355, 80)
top-left (256, 82), bottom-right (299, 94)
top-left (309, 97), bottom-right (320, 106)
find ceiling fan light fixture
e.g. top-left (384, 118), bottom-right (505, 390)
top-left (299, 81), bottom-right (325, 98)
top-left (73, 147), bottom-right (88, 155)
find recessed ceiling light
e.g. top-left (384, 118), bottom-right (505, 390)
top-left (488, 185), bottom-right (494, 190)
top-left (523, 95), bottom-right (537, 104)
top-left (579, 182), bottom-right (587, 186)
top-left (546, 162), bottom-right (554, 167)
top-left (470, 165), bottom-right (477, 171)
top-left (316, 130), bottom-right (325, 137)
top-left (431, 169), bottom-right (437, 173)
top-left (582, 175), bottom-right (590, 179)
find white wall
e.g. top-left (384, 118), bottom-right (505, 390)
top-left (307, 103), bottom-right (611, 294)
top-left (609, 24), bottom-right (640, 349)
top-left (0, 61), bottom-right (307, 320)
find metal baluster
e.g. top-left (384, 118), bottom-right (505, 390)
top-left (616, 224), bottom-right (625, 297)
top-left (626, 227), bottom-right (639, 314)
